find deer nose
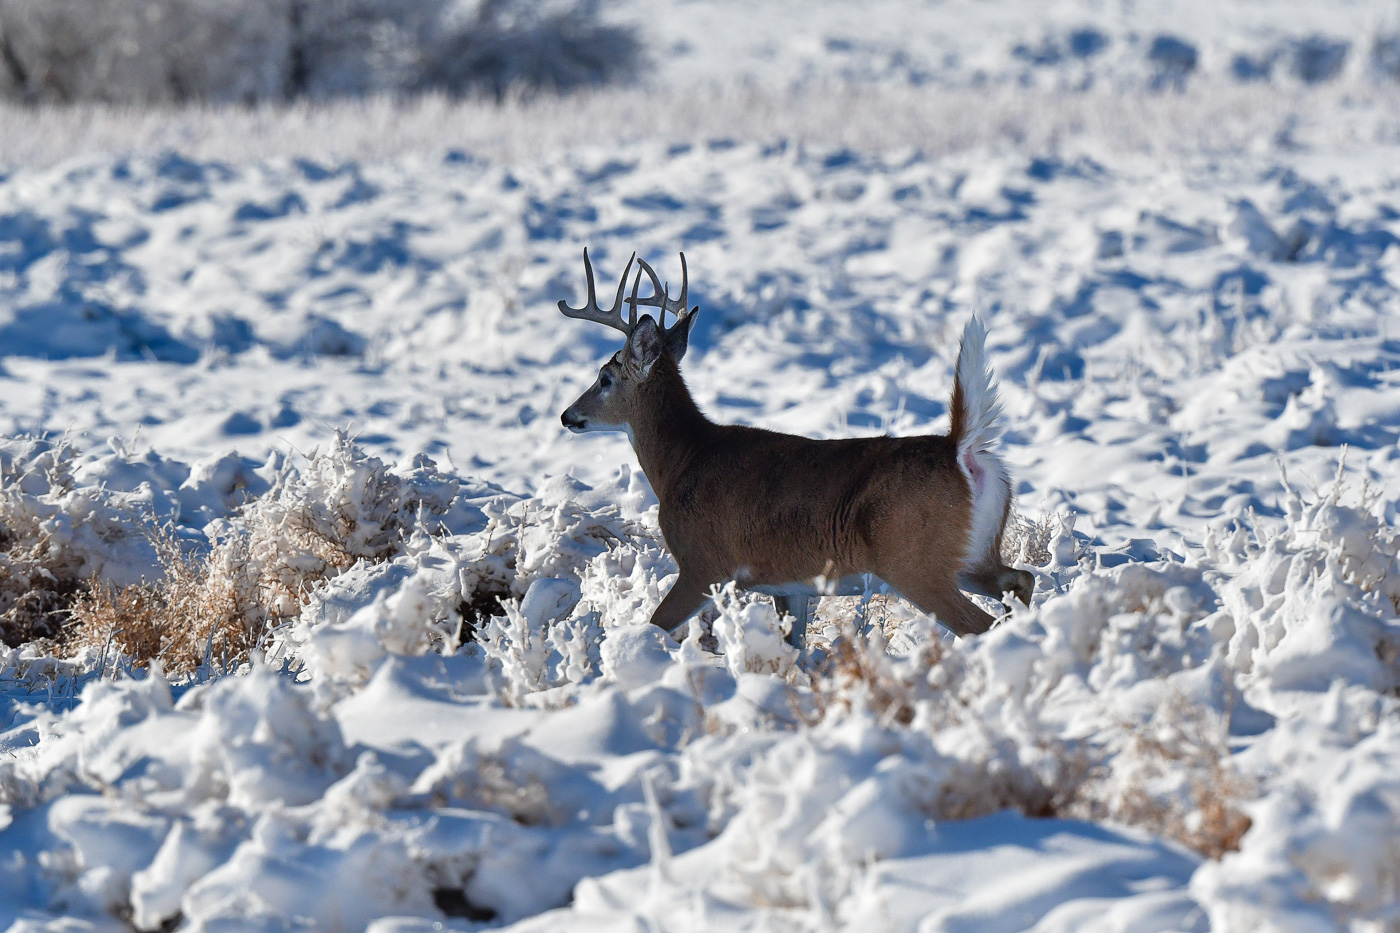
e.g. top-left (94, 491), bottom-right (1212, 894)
top-left (561, 410), bottom-right (586, 431)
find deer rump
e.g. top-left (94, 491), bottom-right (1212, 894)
top-left (557, 249), bottom-right (1031, 641)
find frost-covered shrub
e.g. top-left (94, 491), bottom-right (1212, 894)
top-left (473, 535), bottom-right (668, 702)
top-left (480, 597), bottom-right (555, 704)
top-left (0, 0), bottom-right (640, 104)
top-left (1068, 694), bottom-right (1253, 859)
top-left (69, 434), bottom-right (457, 674)
top-left (710, 583), bottom-right (798, 680)
top-left (69, 534), bottom-right (261, 676)
top-left (0, 437), bottom-right (156, 648)
top-left (810, 618), bottom-right (940, 727)
top-left (1180, 669), bottom-right (1400, 929)
top-left (788, 553), bottom-right (1252, 859)
top-left (412, 736), bottom-right (559, 825)
top-left (1207, 466), bottom-right (1400, 693)
top-left (234, 434), bottom-right (457, 618)
top-left (291, 477), bottom-right (668, 699)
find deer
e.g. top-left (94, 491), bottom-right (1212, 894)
top-left (557, 249), bottom-right (1032, 648)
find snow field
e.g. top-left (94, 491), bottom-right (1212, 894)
top-left (2, 1), bottom-right (1400, 928)
top-left (0, 425), bottom-right (1397, 931)
top-left (0, 133), bottom-right (1399, 931)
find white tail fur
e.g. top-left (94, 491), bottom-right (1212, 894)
top-left (952, 317), bottom-right (1013, 580)
top-left (952, 316), bottom-right (1003, 457)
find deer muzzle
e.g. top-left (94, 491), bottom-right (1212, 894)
top-left (561, 407), bottom-right (588, 432)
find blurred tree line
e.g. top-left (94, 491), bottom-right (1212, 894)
top-left (0, 0), bottom-right (640, 104)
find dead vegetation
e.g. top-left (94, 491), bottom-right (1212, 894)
top-left (0, 437), bottom-right (126, 650)
top-left (0, 533), bottom-right (84, 650)
top-left (67, 533), bottom-right (262, 675)
top-left (806, 620), bottom-right (1252, 860)
top-left (48, 434), bottom-right (454, 675)
top-left (807, 620), bottom-right (944, 727)
top-left (1065, 696), bottom-right (1254, 860)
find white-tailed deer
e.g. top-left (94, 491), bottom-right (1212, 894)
top-left (559, 249), bottom-right (1031, 646)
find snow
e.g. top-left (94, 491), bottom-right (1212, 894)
top-left (2, 0), bottom-right (1400, 931)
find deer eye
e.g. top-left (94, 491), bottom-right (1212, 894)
top-left (599, 371), bottom-right (614, 389)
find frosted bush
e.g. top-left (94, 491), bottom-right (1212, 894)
top-left (457, 489), bottom-right (654, 614)
top-left (1207, 466), bottom-right (1400, 693)
top-left (448, 489), bottom-right (672, 700)
top-left (188, 666), bottom-right (349, 809)
top-left (411, 736), bottom-right (557, 825)
top-left (0, 437), bottom-right (157, 648)
top-left (1068, 692), bottom-right (1253, 859)
top-left (68, 433), bottom-right (457, 674)
top-left (295, 550), bottom-right (465, 685)
top-left (708, 714), bottom-right (930, 910)
top-left (1193, 712), bottom-right (1400, 931)
top-left (481, 598), bottom-right (553, 704)
top-left (574, 536), bottom-right (673, 629)
top-left (710, 584), bottom-right (799, 680)
top-left (285, 472), bottom-right (670, 703)
top-left (232, 433), bottom-right (457, 618)
top-left (597, 623), bottom-right (671, 690)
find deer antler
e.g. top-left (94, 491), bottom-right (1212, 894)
top-left (627, 254), bottom-right (693, 333)
top-left (559, 248), bottom-right (637, 336)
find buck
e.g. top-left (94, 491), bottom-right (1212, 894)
top-left (558, 249), bottom-right (1032, 646)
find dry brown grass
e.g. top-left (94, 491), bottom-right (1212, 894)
top-left (0, 440), bottom-right (102, 650)
top-left (0, 536), bottom-right (84, 650)
top-left (807, 621), bottom-right (942, 727)
top-left (67, 533), bottom-right (263, 675)
top-left (64, 438), bottom-right (450, 674)
top-left (65, 510), bottom-right (399, 676)
top-left (806, 621), bottom-right (1252, 860)
top-left (1066, 697), bottom-right (1254, 860)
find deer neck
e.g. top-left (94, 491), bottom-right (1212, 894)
top-left (628, 355), bottom-right (711, 500)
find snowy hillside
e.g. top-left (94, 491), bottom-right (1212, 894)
top-left (3, 1), bottom-right (1400, 931)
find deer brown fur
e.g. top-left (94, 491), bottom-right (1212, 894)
top-left (559, 250), bottom-right (1031, 643)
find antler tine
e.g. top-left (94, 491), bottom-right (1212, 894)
top-left (623, 254), bottom-right (694, 332)
top-left (612, 252), bottom-right (636, 330)
top-left (558, 248), bottom-right (636, 336)
top-left (676, 252), bottom-right (688, 319)
top-left (628, 266), bottom-right (642, 332)
top-left (629, 257), bottom-right (691, 329)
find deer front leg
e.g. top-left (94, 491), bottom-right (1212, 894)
top-left (649, 571), bottom-right (710, 635)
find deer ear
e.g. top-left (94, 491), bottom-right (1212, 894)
top-left (663, 308), bottom-right (699, 362)
top-left (626, 316), bottom-right (662, 375)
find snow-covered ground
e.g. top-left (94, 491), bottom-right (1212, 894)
top-left (3, 2), bottom-right (1400, 931)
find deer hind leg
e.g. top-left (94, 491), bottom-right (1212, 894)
top-left (884, 571), bottom-right (995, 638)
top-left (960, 563), bottom-right (1035, 608)
top-left (773, 595), bottom-right (811, 650)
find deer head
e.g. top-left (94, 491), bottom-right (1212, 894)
top-left (559, 249), bottom-right (699, 434)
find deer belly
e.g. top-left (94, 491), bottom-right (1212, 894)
top-left (736, 571), bottom-right (872, 598)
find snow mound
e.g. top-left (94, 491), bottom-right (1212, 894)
top-left (0, 429), bottom-right (1397, 930)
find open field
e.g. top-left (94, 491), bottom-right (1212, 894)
top-left (3, 1), bottom-right (1400, 930)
